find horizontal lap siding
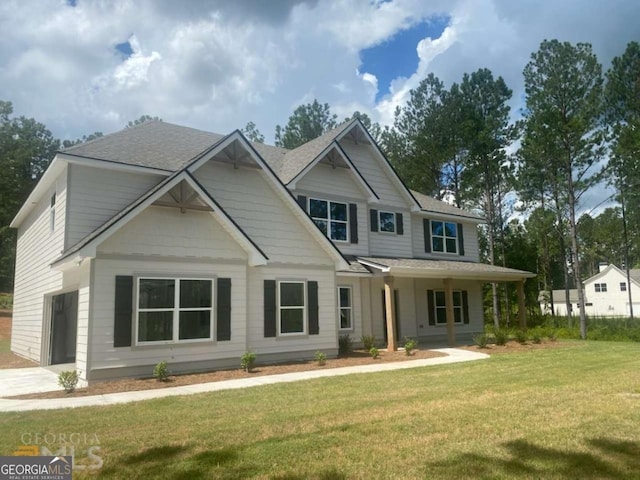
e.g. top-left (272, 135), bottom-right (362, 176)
top-left (367, 277), bottom-right (417, 341)
top-left (336, 276), bottom-right (362, 340)
top-left (11, 169), bottom-right (67, 362)
top-left (411, 215), bottom-right (480, 262)
top-left (247, 267), bottom-right (337, 355)
top-left (90, 259), bottom-right (247, 372)
top-left (67, 164), bottom-right (163, 248)
top-left (97, 206), bottom-right (247, 261)
top-left (369, 207), bottom-right (412, 257)
top-left (194, 162), bottom-right (334, 266)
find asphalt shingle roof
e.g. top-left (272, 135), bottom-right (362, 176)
top-left (358, 257), bottom-right (535, 278)
top-left (410, 190), bottom-right (484, 220)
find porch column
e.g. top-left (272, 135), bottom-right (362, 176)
top-left (517, 280), bottom-right (527, 330)
top-left (443, 278), bottom-right (456, 347)
top-left (384, 275), bottom-right (397, 351)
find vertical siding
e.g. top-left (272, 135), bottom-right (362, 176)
top-left (90, 258), bottom-right (247, 372)
top-left (339, 139), bottom-right (407, 208)
top-left (11, 168), bottom-right (67, 362)
top-left (66, 164), bottom-right (163, 248)
top-left (97, 206), bottom-right (247, 261)
top-left (368, 207), bottom-right (412, 257)
top-left (411, 215), bottom-right (480, 262)
top-left (246, 266), bottom-right (337, 355)
top-left (194, 161), bottom-right (334, 265)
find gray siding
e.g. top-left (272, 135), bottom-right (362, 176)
top-left (411, 215), bottom-right (480, 262)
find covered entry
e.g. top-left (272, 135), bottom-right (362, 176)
top-left (50, 291), bottom-right (78, 365)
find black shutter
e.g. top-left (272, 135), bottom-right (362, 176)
top-left (114, 276), bottom-right (133, 347)
top-left (457, 223), bottom-right (465, 256)
top-left (370, 209), bottom-right (378, 232)
top-left (308, 281), bottom-right (319, 335)
top-left (427, 290), bottom-right (435, 326)
top-left (216, 278), bottom-right (232, 341)
top-left (396, 213), bottom-right (404, 235)
top-left (349, 203), bottom-right (358, 244)
top-left (423, 219), bottom-right (432, 253)
top-left (462, 290), bottom-right (470, 324)
top-left (264, 280), bottom-right (277, 337)
top-left (297, 195), bottom-right (307, 211)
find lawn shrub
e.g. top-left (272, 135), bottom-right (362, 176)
top-left (403, 337), bottom-right (417, 355)
top-left (361, 335), bottom-right (376, 351)
top-left (514, 329), bottom-right (528, 344)
top-left (473, 333), bottom-right (489, 348)
top-left (153, 361), bottom-right (169, 381)
top-left (240, 351), bottom-right (257, 372)
top-left (494, 329), bottom-right (509, 346)
top-left (58, 370), bottom-right (79, 393)
top-left (339, 334), bottom-right (353, 355)
top-left (369, 347), bottom-right (379, 359)
top-left (314, 351), bottom-right (326, 366)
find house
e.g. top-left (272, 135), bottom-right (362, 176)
top-left (10, 119), bottom-right (535, 381)
top-left (540, 263), bottom-right (640, 317)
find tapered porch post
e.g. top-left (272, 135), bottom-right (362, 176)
top-left (384, 275), bottom-right (397, 351)
top-left (517, 280), bottom-right (527, 330)
top-left (443, 278), bottom-right (456, 347)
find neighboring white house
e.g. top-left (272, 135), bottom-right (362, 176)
top-left (10, 119), bottom-right (535, 381)
top-left (540, 264), bottom-right (640, 317)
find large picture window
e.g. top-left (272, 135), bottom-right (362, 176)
top-left (433, 290), bottom-right (464, 324)
top-left (337, 286), bottom-right (352, 330)
top-left (279, 281), bottom-right (306, 335)
top-left (309, 198), bottom-right (348, 241)
top-left (137, 278), bottom-right (213, 344)
top-left (431, 220), bottom-right (458, 254)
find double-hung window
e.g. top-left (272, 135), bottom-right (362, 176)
top-left (620, 282), bottom-right (627, 292)
top-left (279, 281), bottom-right (306, 335)
top-left (337, 286), bottom-right (352, 330)
top-left (431, 221), bottom-right (458, 254)
top-left (137, 278), bottom-right (213, 344)
top-left (378, 211), bottom-right (396, 233)
top-left (433, 290), bottom-right (464, 324)
top-left (594, 283), bottom-right (607, 293)
top-left (309, 198), bottom-right (348, 241)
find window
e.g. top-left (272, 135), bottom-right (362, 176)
top-left (594, 283), bottom-right (608, 293)
top-left (431, 220), bottom-right (458, 254)
top-left (279, 281), bottom-right (306, 335)
top-left (433, 290), bottom-right (464, 324)
top-left (620, 282), bottom-right (627, 292)
top-left (137, 278), bottom-right (213, 344)
top-left (49, 193), bottom-right (56, 232)
top-left (378, 211), bottom-right (396, 233)
top-left (337, 286), bottom-right (352, 330)
top-left (309, 198), bottom-right (348, 241)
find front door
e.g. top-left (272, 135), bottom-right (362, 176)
top-left (50, 291), bottom-right (78, 365)
top-left (381, 289), bottom-right (400, 342)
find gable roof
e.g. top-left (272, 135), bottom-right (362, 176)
top-left (410, 190), bottom-right (484, 221)
top-left (584, 264), bottom-right (640, 288)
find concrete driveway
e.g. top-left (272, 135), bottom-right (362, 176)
top-left (0, 367), bottom-right (67, 397)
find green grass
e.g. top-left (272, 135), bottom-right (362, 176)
top-left (0, 292), bottom-right (12, 310)
top-left (1, 342), bottom-right (639, 479)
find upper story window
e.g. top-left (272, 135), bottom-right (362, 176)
top-left (594, 283), bottom-right (607, 293)
top-left (309, 198), bottom-right (348, 242)
top-left (137, 277), bottom-right (213, 344)
top-left (49, 193), bottom-right (56, 232)
top-left (431, 220), bottom-right (458, 254)
top-left (620, 282), bottom-right (627, 292)
top-left (378, 211), bottom-right (396, 233)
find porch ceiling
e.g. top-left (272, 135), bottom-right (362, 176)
top-left (357, 257), bottom-right (536, 282)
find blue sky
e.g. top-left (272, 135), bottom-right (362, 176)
top-left (1, 0), bottom-right (639, 213)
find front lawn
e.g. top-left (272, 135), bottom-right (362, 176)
top-left (1, 341), bottom-right (639, 479)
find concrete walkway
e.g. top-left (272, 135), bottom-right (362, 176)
top-left (0, 348), bottom-right (488, 412)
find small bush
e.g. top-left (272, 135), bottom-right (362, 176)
top-left (514, 329), bottom-right (528, 344)
top-left (153, 361), bottom-right (170, 382)
top-left (532, 332), bottom-right (542, 344)
top-left (240, 351), bottom-right (257, 372)
top-left (314, 351), bottom-right (326, 366)
top-left (339, 334), bottom-right (353, 355)
top-left (361, 335), bottom-right (376, 351)
top-left (403, 337), bottom-right (418, 355)
top-left (369, 347), bottom-right (379, 359)
top-left (547, 331), bottom-right (558, 342)
top-left (473, 333), bottom-right (489, 348)
top-left (494, 329), bottom-right (509, 346)
top-left (58, 370), bottom-right (79, 393)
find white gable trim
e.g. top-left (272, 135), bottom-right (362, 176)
top-left (584, 264), bottom-right (640, 288)
top-left (188, 130), bottom-right (351, 271)
top-left (52, 171), bottom-right (269, 269)
top-left (287, 142), bottom-right (379, 202)
top-left (337, 120), bottom-right (421, 211)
